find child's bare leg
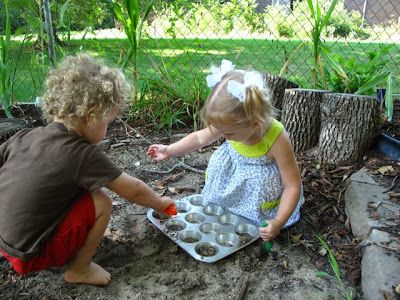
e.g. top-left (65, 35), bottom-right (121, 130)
top-left (64, 190), bottom-right (112, 286)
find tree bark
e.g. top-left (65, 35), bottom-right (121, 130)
top-left (318, 93), bottom-right (382, 166)
top-left (281, 88), bottom-right (330, 153)
top-left (262, 73), bottom-right (298, 120)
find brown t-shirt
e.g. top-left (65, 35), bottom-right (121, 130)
top-left (0, 122), bottom-right (122, 259)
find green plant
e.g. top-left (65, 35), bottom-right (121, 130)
top-left (0, 0), bottom-right (13, 117)
top-left (131, 58), bottom-right (208, 131)
top-left (306, 0), bottom-right (339, 88)
top-left (315, 234), bottom-right (353, 300)
top-left (277, 23), bottom-right (295, 38)
top-left (112, 0), bottom-right (154, 104)
top-left (279, 42), bottom-right (307, 77)
top-left (384, 74), bottom-right (393, 122)
top-left (58, 0), bottom-right (74, 42)
top-left (323, 45), bottom-right (394, 120)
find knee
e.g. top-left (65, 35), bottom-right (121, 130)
top-left (91, 189), bottom-right (112, 219)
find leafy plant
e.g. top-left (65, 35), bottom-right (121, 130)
top-left (0, 0), bottom-right (13, 117)
top-left (112, 0), bottom-right (154, 103)
top-left (131, 58), bottom-right (208, 131)
top-left (315, 234), bottom-right (353, 300)
top-left (306, 0), bottom-right (339, 88)
top-left (58, 0), bottom-right (74, 42)
top-left (324, 45), bottom-right (394, 120)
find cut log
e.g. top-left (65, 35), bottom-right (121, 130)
top-left (0, 118), bottom-right (27, 144)
top-left (318, 93), bottom-right (382, 166)
top-left (281, 88), bottom-right (330, 153)
top-left (263, 74), bottom-right (298, 120)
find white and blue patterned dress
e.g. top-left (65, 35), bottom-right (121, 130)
top-left (201, 119), bottom-right (303, 227)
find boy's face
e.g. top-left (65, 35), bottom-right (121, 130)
top-left (81, 112), bottom-right (116, 144)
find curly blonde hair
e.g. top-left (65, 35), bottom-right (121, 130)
top-left (42, 53), bottom-right (131, 129)
top-left (202, 70), bottom-right (275, 135)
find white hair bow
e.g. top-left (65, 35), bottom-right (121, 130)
top-left (206, 59), bottom-right (235, 88)
top-left (227, 71), bottom-right (264, 102)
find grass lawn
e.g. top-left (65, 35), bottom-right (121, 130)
top-left (9, 37), bottom-right (400, 102)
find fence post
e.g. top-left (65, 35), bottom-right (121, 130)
top-left (41, 0), bottom-right (56, 66)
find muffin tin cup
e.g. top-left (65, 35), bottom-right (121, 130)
top-left (147, 194), bottom-right (260, 263)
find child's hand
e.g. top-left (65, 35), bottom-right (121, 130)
top-left (155, 197), bottom-right (175, 217)
top-left (259, 218), bottom-right (283, 241)
top-left (147, 144), bottom-right (170, 161)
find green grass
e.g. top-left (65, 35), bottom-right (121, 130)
top-left (8, 37), bottom-right (400, 102)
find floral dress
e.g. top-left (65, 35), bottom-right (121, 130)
top-left (201, 119), bottom-right (303, 226)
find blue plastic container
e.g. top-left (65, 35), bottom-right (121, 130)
top-left (376, 133), bottom-right (400, 161)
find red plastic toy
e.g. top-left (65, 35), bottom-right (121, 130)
top-left (163, 204), bottom-right (177, 216)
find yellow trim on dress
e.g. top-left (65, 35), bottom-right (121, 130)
top-left (260, 198), bottom-right (281, 211)
top-left (228, 119), bottom-right (284, 158)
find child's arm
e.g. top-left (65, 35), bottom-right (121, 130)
top-left (106, 172), bottom-right (174, 213)
top-left (147, 126), bottom-right (222, 161)
top-left (260, 130), bottom-right (301, 241)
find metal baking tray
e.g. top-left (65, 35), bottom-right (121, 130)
top-left (147, 194), bottom-right (260, 263)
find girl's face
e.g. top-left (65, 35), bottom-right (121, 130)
top-left (214, 122), bottom-right (261, 145)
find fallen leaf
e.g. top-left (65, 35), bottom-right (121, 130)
top-left (395, 283), bottom-right (400, 295)
top-left (155, 188), bottom-right (166, 196)
top-left (168, 187), bottom-right (178, 194)
top-left (292, 234), bottom-right (302, 243)
top-left (378, 165), bottom-right (394, 175)
top-left (165, 171), bottom-right (185, 182)
top-left (300, 240), bottom-right (314, 250)
top-left (153, 182), bottom-right (166, 190)
top-left (382, 290), bottom-right (396, 300)
top-left (282, 260), bottom-right (288, 269)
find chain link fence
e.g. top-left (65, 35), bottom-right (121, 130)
top-left (3, 0), bottom-right (400, 101)
top-left (139, 0), bottom-right (400, 93)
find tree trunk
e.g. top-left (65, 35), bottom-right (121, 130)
top-left (318, 93), bottom-right (382, 166)
top-left (262, 73), bottom-right (298, 120)
top-left (281, 88), bottom-right (330, 153)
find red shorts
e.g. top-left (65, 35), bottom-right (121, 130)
top-left (0, 192), bottom-right (95, 275)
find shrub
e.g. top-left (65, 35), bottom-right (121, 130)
top-left (277, 22), bottom-right (295, 38)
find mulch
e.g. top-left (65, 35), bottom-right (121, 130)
top-left (1, 102), bottom-right (399, 291)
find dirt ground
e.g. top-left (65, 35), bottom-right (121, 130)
top-left (1, 106), bottom-right (399, 299)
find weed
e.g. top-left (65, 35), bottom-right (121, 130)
top-left (315, 234), bottom-right (353, 300)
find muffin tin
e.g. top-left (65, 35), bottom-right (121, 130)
top-left (147, 194), bottom-right (260, 263)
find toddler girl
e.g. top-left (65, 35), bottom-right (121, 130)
top-left (148, 59), bottom-right (303, 241)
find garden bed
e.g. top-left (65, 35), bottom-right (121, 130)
top-left (1, 107), bottom-right (399, 299)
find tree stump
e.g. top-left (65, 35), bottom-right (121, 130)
top-left (281, 88), bottom-right (330, 153)
top-left (263, 73), bottom-right (298, 120)
top-left (318, 93), bottom-right (382, 166)
top-left (0, 118), bottom-right (27, 144)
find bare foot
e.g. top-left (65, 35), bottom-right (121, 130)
top-left (64, 262), bottom-right (111, 286)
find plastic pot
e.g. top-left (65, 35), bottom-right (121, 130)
top-left (376, 133), bottom-right (400, 160)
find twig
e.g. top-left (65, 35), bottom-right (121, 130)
top-left (363, 240), bottom-right (399, 252)
top-left (117, 117), bottom-right (153, 144)
top-left (142, 161), bottom-right (205, 175)
top-left (383, 175), bottom-right (399, 193)
top-left (232, 276), bottom-right (249, 300)
top-left (177, 161), bottom-right (205, 174)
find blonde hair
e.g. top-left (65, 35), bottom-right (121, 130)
top-left (42, 53), bottom-right (131, 129)
top-left (202, 70), bottom-right (275, 135)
